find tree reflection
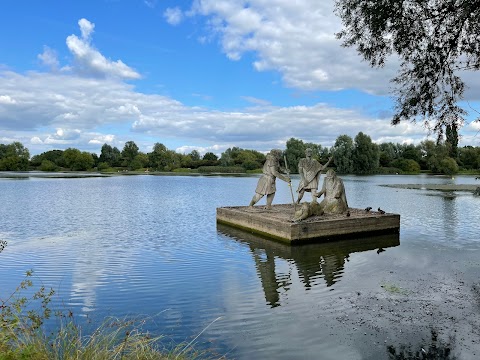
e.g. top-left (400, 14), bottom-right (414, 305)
top-left (218, 224), bottom-right (400, 307)
top-left (387, 329), bottom-right (457, 360)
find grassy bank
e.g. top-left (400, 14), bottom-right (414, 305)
top-left (0, 270), bottom-right (216, 360)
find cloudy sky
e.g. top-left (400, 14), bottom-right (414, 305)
top-left (1, 0), bottom-right (480, 156)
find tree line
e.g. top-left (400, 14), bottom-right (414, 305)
top-left (1, 132), bottom-right (479, 175)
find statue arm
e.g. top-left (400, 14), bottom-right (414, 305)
top-left (333, 180), bottom-right (344, 198)
top-left (322, 156), bottom-right (333, 169)
top-left (271, 165), bottom-right (290, 183)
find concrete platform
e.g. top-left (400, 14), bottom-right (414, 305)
top-left (216, 204), bottom-right (400, 244)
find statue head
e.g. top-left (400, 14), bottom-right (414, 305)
top-left (326, 169), bottom-right (336, 178)
top-left (269, 149), bottom-right (283, 160)
top-left (305, 148), bottom-right (313, 157)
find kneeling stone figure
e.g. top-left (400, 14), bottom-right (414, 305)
top-left (293, 169), bottom-right (348, 222)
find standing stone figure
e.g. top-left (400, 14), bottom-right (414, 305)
top-left (316, 169), bottom-right (348, 214)
top-left (249, 149), bottom-right (291, 210)
top-left (296, 148), bottom-right (332, 203)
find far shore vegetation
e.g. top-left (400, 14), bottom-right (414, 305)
top-left (1, 131), bottom-right (480, 177)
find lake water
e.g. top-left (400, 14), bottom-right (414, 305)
top-left (1, 174), bottom-right (479, 359)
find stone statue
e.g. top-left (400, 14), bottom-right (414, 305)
top-left (316, 169), bottom-right (348, 214)
top-left (249, 149), bottom-right (291, 210)
top-left (296, 148), bottom-right (332, 203)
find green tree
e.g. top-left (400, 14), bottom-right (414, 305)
top-left (219, 147), bottom-right (265, 169)
top-left (200, 152), bottom-right (219, 166)
top-left (91, 153), bottom-right (99, 167)
top-left (285, 138), bottom-right (305, 173)
top-left (379, 143), bottom-right (397, 167)
top-left (31, 150), bottom-right (65, 168)
top-left (458, 146), bottom-right (480, 170)
top-left (189, 150), bottom-right (201, 161)
top-left (121, 141), bottom-right (139, 168)
top-left (391, 159), bottom-right (421, 173)
top-left (332, 135), bottom-right (354, 174)
top-left (335, 0), bottom-right (480, 135)
top-left (0, 142), bottom-right (30, 171)
top-left (219, 147), bottom-right (241, 167)
top-left (63, 148), bottom-right (94, 171)
top-left (39, 160), bottom-right (58, 172)
top-left (352, 132), bottom-right (379, 174)
top-left (420, 140), bottom-right (453, 174)
top-left (130, 153), bottom-right (149, 170)
top-left (399, 144), bottom-right (422, 164)
top-left (99, 144), bottom-right (121, 167)
top-left (445, 124), bottom-right (459, 159)
top-left (203, 152), bottom-right (218, 162)
top-left (148, 143), bottom-right (170, 170)
top-left (0, 144), bottom-right (7, 159)
top-left (439, 157), bottom-right (459, 175)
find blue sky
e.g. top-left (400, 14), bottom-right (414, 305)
top-left (1, 0), bottom-right (480, 156)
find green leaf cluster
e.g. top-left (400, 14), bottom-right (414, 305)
top-left (335, 0), bottom-right (480, 135)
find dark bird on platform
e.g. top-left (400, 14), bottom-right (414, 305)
top-left (377, 248), bottom-right (385, 254)
top-left (346, 211), bottom-right (351, 217)
top-left (378, 207), bottom-right (385, 214)
top-left (365, 207), bottom-right (372, 212)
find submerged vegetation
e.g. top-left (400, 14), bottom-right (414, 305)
top-left (0, 270), bottom-right (213, 360)
top-left (1, 131), bottom-right (480, 175)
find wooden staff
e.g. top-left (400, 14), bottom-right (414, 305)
top-left (284, 155), bottom-right (296, 211)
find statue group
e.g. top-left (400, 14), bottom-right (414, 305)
top-left (249, 148), bottom-right (348, 217)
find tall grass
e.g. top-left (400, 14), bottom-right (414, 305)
top-left (0, 270), bottom-right (220, 360)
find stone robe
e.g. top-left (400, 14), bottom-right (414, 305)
top-left (297, 158), bottom-right (322, 193)
top-left (255, 154), bottom-right (289, 195)
top-left (318, 171), bottom-right (348, 214)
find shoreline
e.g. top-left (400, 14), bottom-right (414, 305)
top-left (383, 184), bottom-right (480, 192)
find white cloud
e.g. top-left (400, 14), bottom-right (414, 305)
top-left (0, 68), bottom-right (441, 156)
top-left (241, 96), bottom-right (271, 106)
top-left (164, 7), bottom-right (184, 26)
top-left (66, 18), bottom-right (141, 79)
top-left (176, 145), bottom-right (225, 156)
top-left (0, 95), bottom-right (16, 104)
top-left (183, 0), bottom-right (398, 94)
top-left (144, 0), bottom-right (157, 8)
top-left (79, 18), bottom-right (95, 40)
top-left (54, 128), bottom-right (81, 140)
top-left (3, 15), bottom-right (479, 157)
top-left (38, 46), bottom-right (60, 70)
top-left (31, 137), bottom-right (43, 145)
top-left (182, 0), bottom-right (480, 101)
top-left (88, 134), bottom-right (116, 145)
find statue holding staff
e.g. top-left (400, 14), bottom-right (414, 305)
top-left (296, 148), bottom-right (332, 204)
top-left (249, 149), bottom-right (291, 210)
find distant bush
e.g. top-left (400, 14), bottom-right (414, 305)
top-left (391, 159), bottom-right (421, 173)
top-left (197, 166), bottom-right (245, 173)
top-left (39, 160), bottom-right (58, 172)
top-left (97, 162), bottom-right (110, 171)
top-left (173, 168), bottom-right (199, 173)
top-left (439, 157), bottom-right (459, 175)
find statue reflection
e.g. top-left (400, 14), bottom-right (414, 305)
top-left (218, 224), bottom-right (400, 307)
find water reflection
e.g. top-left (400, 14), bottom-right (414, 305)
top-left (387, 328), bottom-right (456, 360)
top-left (218, 224), bottom-right (400, 307)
